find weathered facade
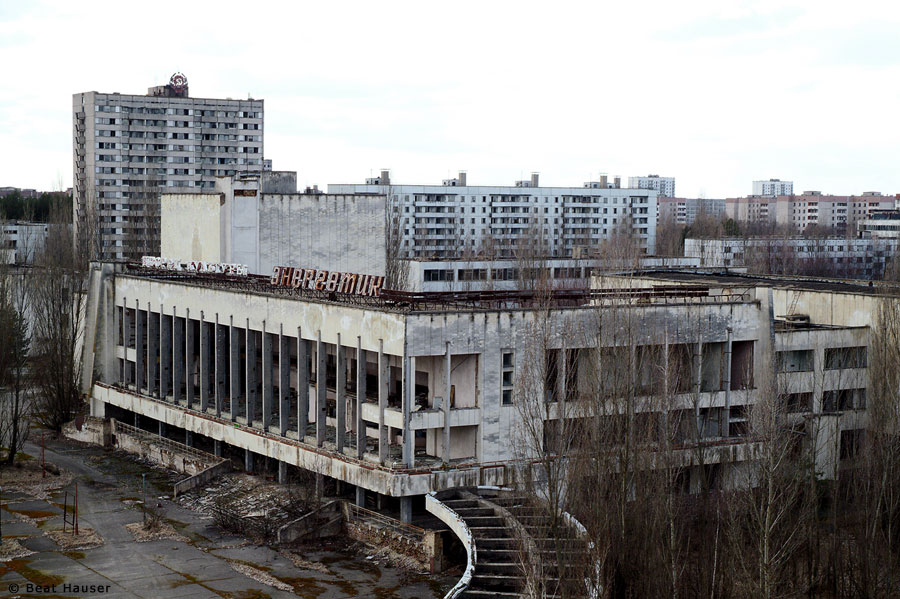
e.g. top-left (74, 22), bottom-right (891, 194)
top-left (80, 264), bottom-right (876, 521)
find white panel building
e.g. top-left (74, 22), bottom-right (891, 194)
top-left (329, 171), bottom-right (658, 257)
top-left (628, 174), bottom-right (675, 198)
top-left (753, 179), bottom-right (793, 197)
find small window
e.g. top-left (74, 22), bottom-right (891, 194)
top-left (501, 351), bottom-right (514, 405)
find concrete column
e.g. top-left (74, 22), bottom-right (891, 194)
top-left (135, 302), bottom-right (144, 392)
top-left (316, 332), bottom-right (326, 447)
top-left (262, 327), bottom-right (274, 431)
top-left (185, 430), bottom-right (193, 447)
top-left (214, 440), bottom-right (223, 457)
top-left (400, 496), bottom-right (413, 524)
top-left (215, 317), bottom-right (227, 417)
top-left (355, 486), bottom-right (365, 507)
top-left (122, 305), bottom-right (132, 387)
top-left (229, 318), bottom-right (241, 421)
top-left (278, 461), bottom-right (288, 484)
top-left (173, 314), bottom-right (184, 404)
top-left (443, 343), bottom-right (451, 463)
top-left (246, 323), bottom-right (258, 425)
top-left (694, 341), bottom-right (703, 434)
top-left (279, 328), bottom-right (290, 436)
top-left (185, 311), bottom-right (195, 409)
top-left (158, 421), bottom-right (166, 437)
top-left (199, 316), bottom-right (211, 412)
top-left (147, 307), bottom-right (159, 398)
top-left (245, 449), bottom-right (254, 472)
top-left (402, 354), bottom-right (414, 467)
top-left (723, 326), bottom-right (733, 437)
top-left (159, 306), bottom-right (172, 400)
top-left (336, 334), bottom-right (346, 452)
top-left (378, 339), bottom-right (388, 465)
top-left (296, 330), bottom-right (309, 440)
top-left (356, 338), bottom-right (366, 459)
top-left (315, 473), bottom-right (324, 499)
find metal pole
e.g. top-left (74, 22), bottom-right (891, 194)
top-left (41, 433), bottom-right (45, 479)
top-left (62, 492), bottom-right (67, 532)
top-left (0, 485), bottom-right (3, 539)
top-left (142, 473), bottom-right (147, 524)
top-left (74, 483), bottom-right (79, 535)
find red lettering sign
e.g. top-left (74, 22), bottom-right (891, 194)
top-left (270, 266), bottom-right (385, 297)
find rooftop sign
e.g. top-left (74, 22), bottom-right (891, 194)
top-left (271, 266), bottom-right (384, 297)
top-left (141, 256), bottom-right (248, 277)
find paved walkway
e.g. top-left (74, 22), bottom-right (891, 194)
top-left (0, 438), bottom-right (449, 598)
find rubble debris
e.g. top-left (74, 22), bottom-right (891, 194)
top-left (46, 527), bottom-right (103, 550)
top-left (227, 560), bottom-right (293, 591)
top-left (0, 539), bottom-right (35, 561)
top-left (125, 521), bottom-right (189, 543)
top-left (0, 458), bottom-right (73, 500)
top-left (282, 550), bottom-right (331, 574)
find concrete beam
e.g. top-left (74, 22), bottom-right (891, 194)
top-left (378, 339), bottom-right (388, 465)
top-left (185, 311), bottom-right (195, 409)
top-left (135, 304), bottom-right (144, 392)
top-left (215, 317), bottom-right (227, 417)
top-left (229, 319), bottom-right (241, 421)
top-left (400, 496), bottom-right (413, 524)
top-left (316, 331), bottom-right (326, 447)
top-left (246, 323), bottom-right (258, 425)
top-left (199, 314), bottom-right (210, 412)
top-left (356, 338), bottom-right (366, 459)
top-left (159, 306), bottom-right (172, 400)
top-left (443, 343), bottom-right (451, 464)
top-left (279, 329), bottom-right (290, 436)
top-left (173, 314), bottom-right (184, 404)
top-left (296, 330), bottom-right (309, 440)
top-left (402, 354), bottom-right (413, 468)
top-left (336, 334), bottom-right (346, 452)
top-left (122, 304), bottom-right (132, 387)
top-left (147, 307), bottom-right (159, 399)
top-left (262, 327), bottom-right (274, 431)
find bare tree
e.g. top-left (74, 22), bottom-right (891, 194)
top-left (384, 187), bottom-right (410, 290)
top-left (30, 198), bottom-right (88, 432)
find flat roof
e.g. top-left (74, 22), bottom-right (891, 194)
top-left (621, 269), bottom-right (900, 296)
top-left (119, 264), bottom-right (746, 314)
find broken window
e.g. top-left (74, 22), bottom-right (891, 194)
top-left (825, 346), bottom-right (867, 370)
top-left (731, 340), bottom-right (754, 390)
top-left (776, 349), bottom-right (814, 373)
top-left (784, 392), bottom-right (813, 413)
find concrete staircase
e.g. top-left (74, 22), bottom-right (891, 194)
top-left (431, 488), bottom-right (590, 599)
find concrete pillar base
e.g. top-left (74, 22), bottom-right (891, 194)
top-left (185, 430), bottom-right (193, 447)
top-left (315, 474), bottom-right (325, 499)
top-left (355, 486), bottom-right (365, 507)
top-left (214, 440), bottom-right (223, 457)
top-left (278, 461), bottom-right (288, 484)
top-left (245, 449), bottom-right (254, 473)
top-left (400, 497), bottom-right (413, 524)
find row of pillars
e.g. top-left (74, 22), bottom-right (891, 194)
top-left (152, 413), bottom-right (415, 521)
top-left (120, 303), bottom-right (457, 467)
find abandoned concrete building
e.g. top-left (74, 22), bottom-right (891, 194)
top-left (78, 260), bottom-right (877, 523)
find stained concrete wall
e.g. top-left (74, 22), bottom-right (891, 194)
top-left (256, 193), bottom-right (388, 277)
top-left (161, 193), bottom-right (224, 262)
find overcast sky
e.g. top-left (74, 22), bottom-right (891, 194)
top-left (2, 0), bottom-right (899, 197)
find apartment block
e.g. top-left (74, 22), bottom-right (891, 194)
top-left (725, 191), bottom-right (895, 233)
top-left (658, 197), bottom-right (725, 224)
top-left (73, 73), bottom-right (264, 260)
top-left (753, 178), bottom-right (793, 196)
top-left (629, 174), bottom-right (675, 198)
top-left (329, 171), bottom-right (657, 258)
